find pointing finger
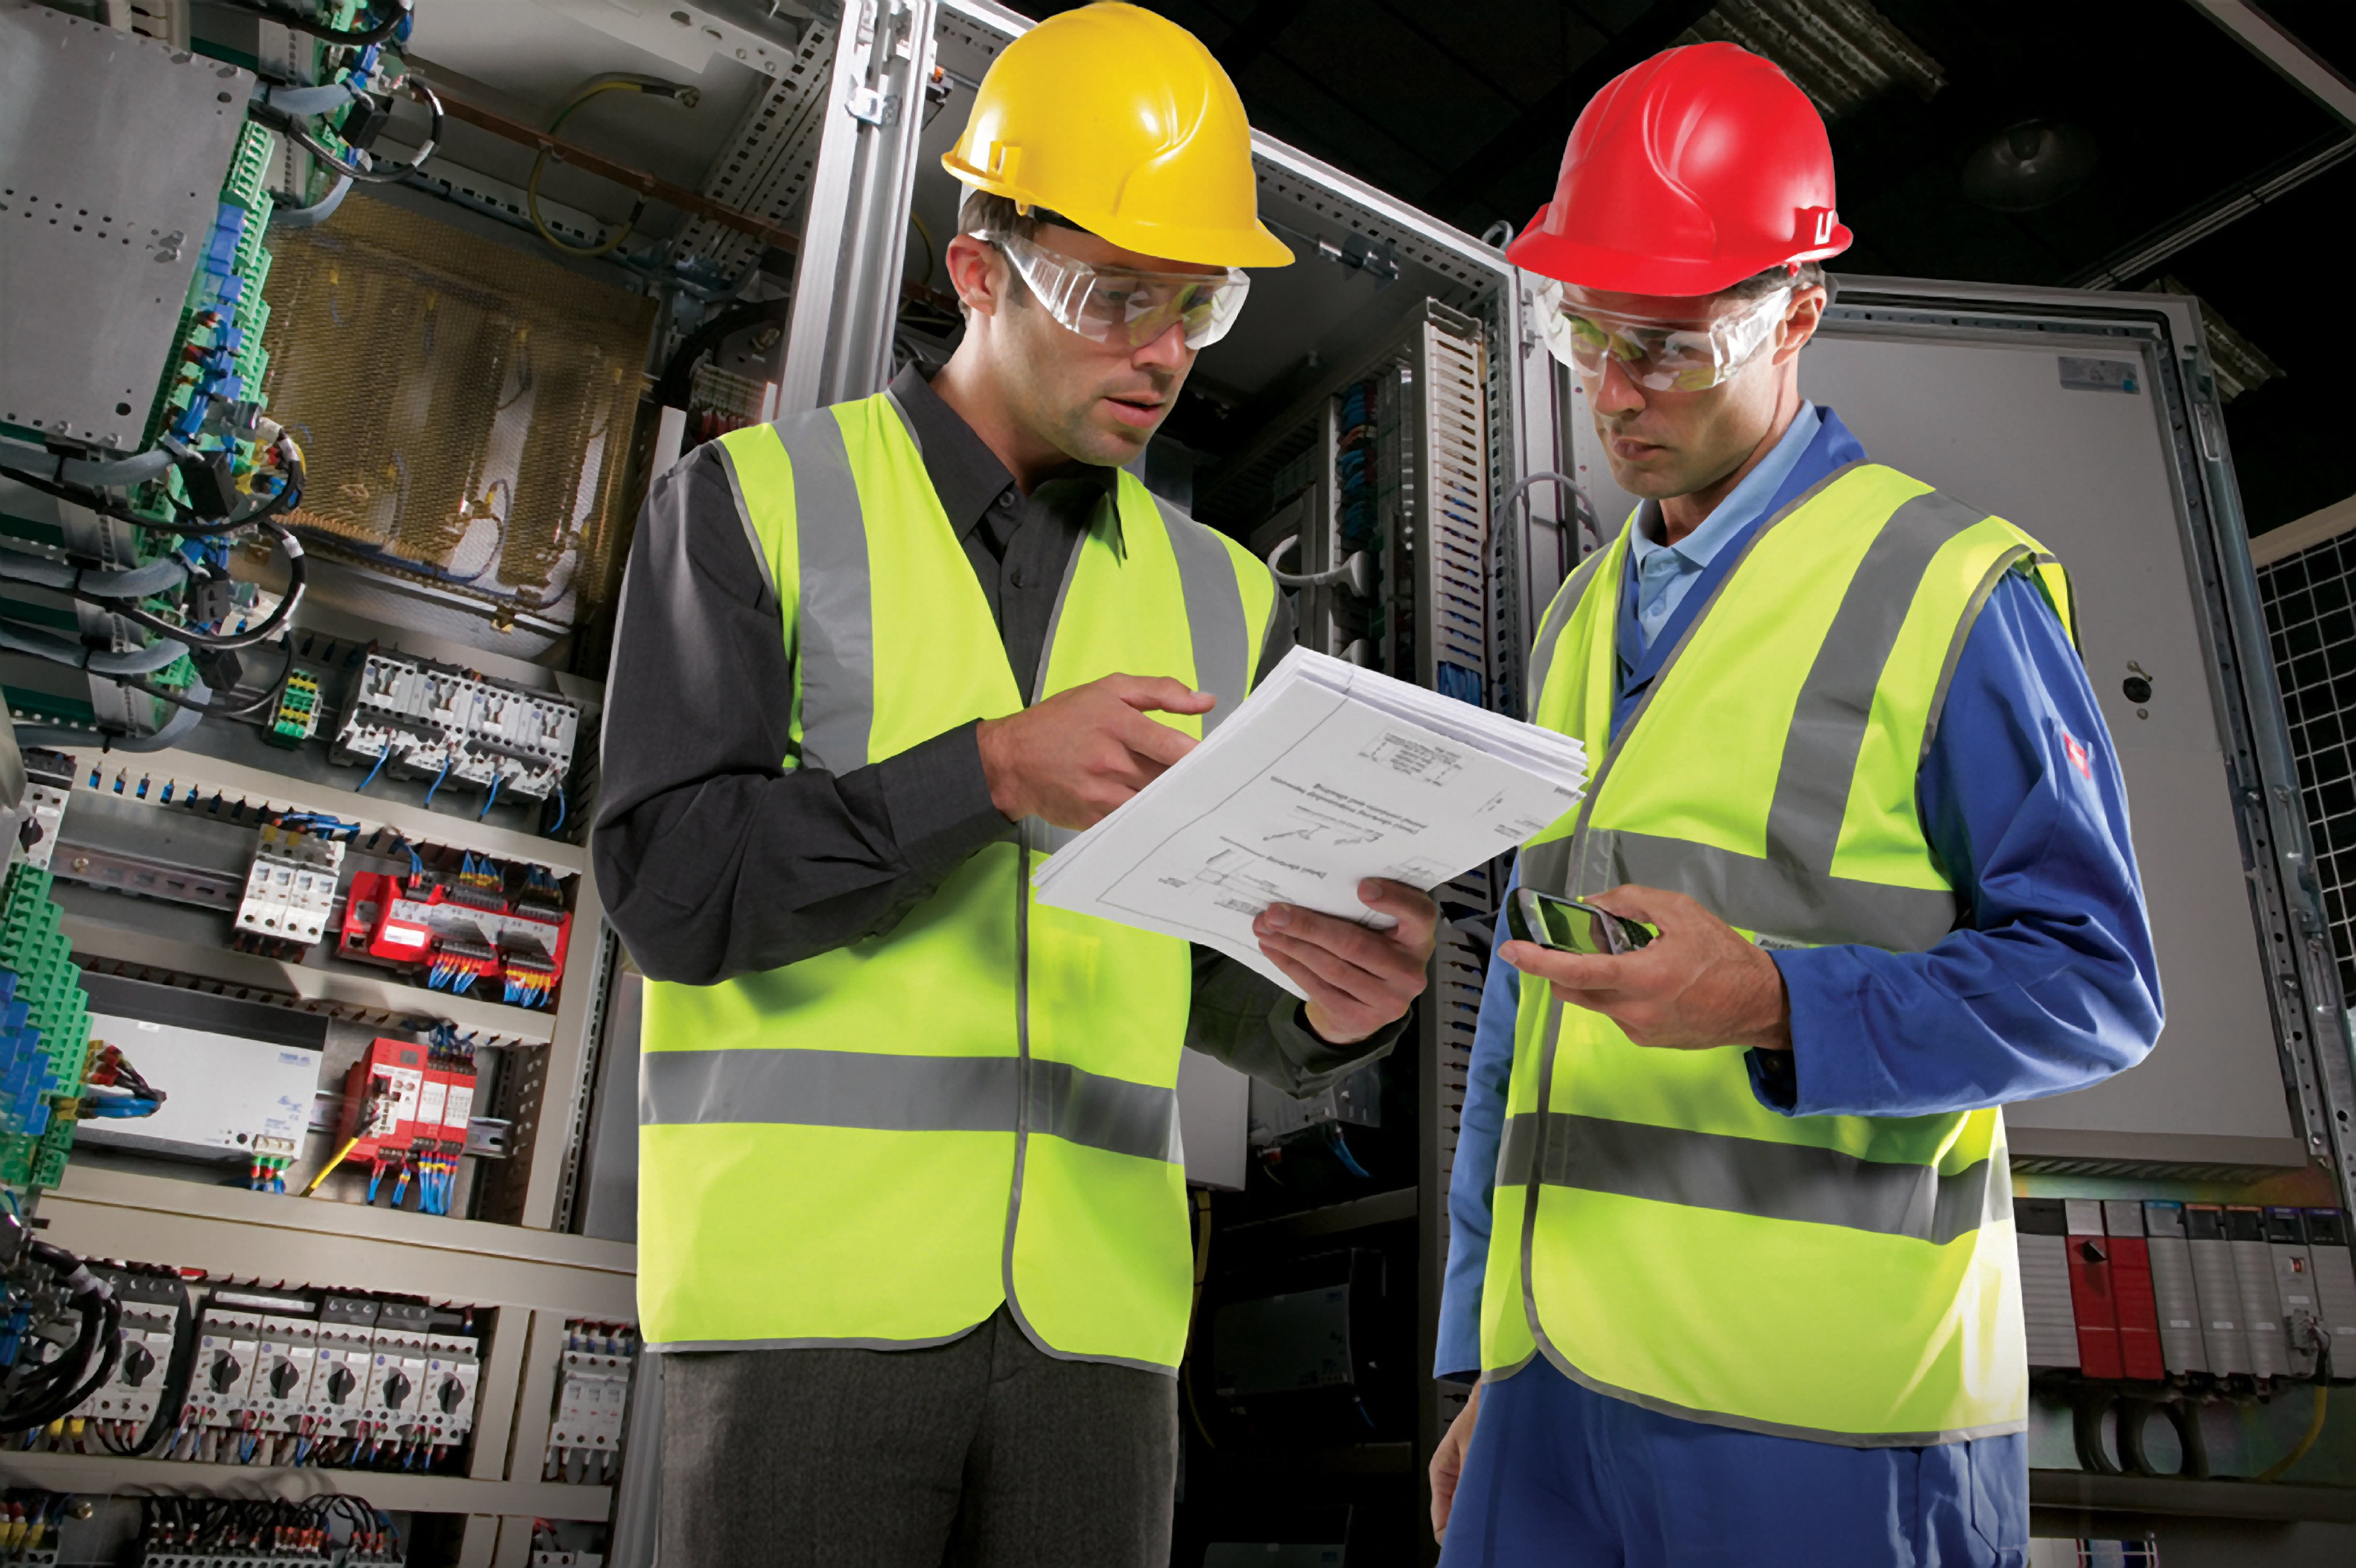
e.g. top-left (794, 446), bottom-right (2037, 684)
top-left (1103, 674), bottom-right (1215, 715)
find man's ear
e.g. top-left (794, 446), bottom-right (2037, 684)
top-left (946, 234), bottom-right (1006, 319)
top-left (1774, 285), bottom-right (1828, 363)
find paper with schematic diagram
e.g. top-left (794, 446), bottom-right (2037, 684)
top-left (1030, 648), bottom-right (1588, 999)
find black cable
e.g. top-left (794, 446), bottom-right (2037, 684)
top-left (53, 1290), bottom-right (124, 1417)
top-left (121, 640), bottom-right (292, 718)
top-left (651, 295), bottom-right (791, 409)
top-left (112, 523), bottom-right (307, 652)
top-left (2070, 1385), bottom-right (2122, 1476)
top-left (278, 77), bottom-right (441, 184)
top-left (0, 1246), bottom-right (114, 1434)
top-left (210, 0), bottom-right (408, 46)
top-left (0, 456), bottom-right (303, 537)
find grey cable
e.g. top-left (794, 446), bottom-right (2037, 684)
top-left (0, 543), bottom-right (189, 600)
top-left (0, 618), bottom-right (193, 677)
top-left (271, 174), bottom-right (351, 229)
top-left (10, 676), bottom-right (209, 754)
top-left (261, 80), bottom-right (367, 117)
top-left (0, 437), bottom-right (174, 488)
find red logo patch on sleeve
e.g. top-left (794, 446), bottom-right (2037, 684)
top-left (2063, 730), bottom-right (2092, 782)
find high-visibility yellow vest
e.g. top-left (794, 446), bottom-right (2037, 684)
top-left (1482, 462), bottom-right (2075, 1444)
top-left (636, 391), bottom-right (1277, 1371)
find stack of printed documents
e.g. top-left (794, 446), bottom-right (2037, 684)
top-left (1031, 648), bottom-right (1591, 997)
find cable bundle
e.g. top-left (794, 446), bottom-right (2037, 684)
top-left (0, 1220), bottom-right (121, 1438)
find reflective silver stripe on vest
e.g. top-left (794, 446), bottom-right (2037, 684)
top-left (1497, 1111), bottom-right (2006, 1247)
top-left (1524, 544), bottom-right (1611, 719)
top-left (779, 406), bottom-right (875, 775)
top-left (1521, 471), bottom-right (1969, 952)
top-left (1924, 545), bottom-right (2033, 763)
top-left (640, 1047), bottom-right (1181, 1163)
top-left (1572, 827), bottom-right (1959, 952)
top-left (1761, 489), bottom-right (1990, 883)
top-left (1157, 495), bottom-right (1251, 739)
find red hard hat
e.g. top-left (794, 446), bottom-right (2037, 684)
top-left (1505, 41), bottom-right (1851, 297)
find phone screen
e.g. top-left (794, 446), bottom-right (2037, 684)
top-left (1507, 890), bottom-right (1655, 956)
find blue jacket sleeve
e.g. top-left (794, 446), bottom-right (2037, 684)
top-left (1435, 866), bottom-right (1520, 1382)
top-left (1750, 572), bottom-right (2163, 1117)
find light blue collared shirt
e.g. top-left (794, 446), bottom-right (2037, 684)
top-left (1623, 401), bottom-right (1823, 651)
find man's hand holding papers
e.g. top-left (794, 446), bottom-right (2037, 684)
top-left (1032, 649), bottom-right (1591, 1001)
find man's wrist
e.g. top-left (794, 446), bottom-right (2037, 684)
top-left (1304, 1000), bottom-right (1372, 1047)
top-left (1741, 943), bottom-right (1794, 1051)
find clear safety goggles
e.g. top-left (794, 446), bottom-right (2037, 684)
top-left (981, 230), bottom-right (1252, 351)
top-left (1532, 279), bottom-right (1793, 392)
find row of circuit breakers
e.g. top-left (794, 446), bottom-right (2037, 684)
top-left (23, 1258), bottom-right (634, 1489)
top-left (2018, 1199), bottom-right (2356, 1382)
top-left (29, 1274), bottom-right (481, 1469)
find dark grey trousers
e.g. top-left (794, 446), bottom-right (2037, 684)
top-left (657, 1306), bottom-right (1179, 1568)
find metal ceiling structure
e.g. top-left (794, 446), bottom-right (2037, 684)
top-left (1023, 0), bottom-right (2356, 537)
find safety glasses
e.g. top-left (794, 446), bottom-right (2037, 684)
top-left (980, 231), bottom-right (1252, 351)
top-left (1532, 279), bottom-right (1793, 392)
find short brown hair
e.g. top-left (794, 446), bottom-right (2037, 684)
top-left (958, 189), bottom-right (1042, 244)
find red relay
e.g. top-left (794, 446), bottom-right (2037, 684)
top-left (338, 1037), bottom-right (428, 1165)
top-left (340, 870), bottom-right (571, 1008)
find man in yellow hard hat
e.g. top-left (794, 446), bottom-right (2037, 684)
top-left (593, 6), bottom-right (1438, 1563)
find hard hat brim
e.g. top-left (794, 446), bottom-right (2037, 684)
top-left (944, 152), bottom-right (1296, 269)
top-left (1506, 204), bottom-right (1852, 299)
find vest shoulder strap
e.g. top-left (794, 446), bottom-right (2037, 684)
top-left (1125, 477), bottom-right (1280, 732)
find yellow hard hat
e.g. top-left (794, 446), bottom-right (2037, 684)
top-left (943, 3), bottom-right (1293, 269)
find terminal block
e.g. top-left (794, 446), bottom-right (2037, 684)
top-left (0, 862), bottom-right (92, 1197)
top-left (334, 648), bottom-right (581, 807)
top-left (232, 824), bottom-right (346, 954)
top-left (265, 665), bottom-right (325, 748)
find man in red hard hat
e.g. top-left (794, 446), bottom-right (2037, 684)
top-left (1429, 42), bottom-right (2159, 1565)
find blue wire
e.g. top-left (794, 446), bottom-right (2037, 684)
top-left (1326, 1125), bottom-right (1373, 1179)
top-left (422, 757), bottom-right (451, 808)
top-left (358, 749), bottom-right (389, 793)
top-left (550, 786), bottom-right (567, 835)
top-left (478, 774), bottom-right (502, 819)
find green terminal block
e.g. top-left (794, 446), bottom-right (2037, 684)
top-left (222, 121), bottom-right (274, 213)
top-left (266, 666), bottom-right (324, 747)
top-left (232, 195), bottom-right (275, 280)
top-left (0, 861), bottom-right (90, 1196)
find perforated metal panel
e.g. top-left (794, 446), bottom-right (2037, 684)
top-left (259, 194), bottom-right (655, 628)
top-left (2256, 534), bottom-right (2356, 999)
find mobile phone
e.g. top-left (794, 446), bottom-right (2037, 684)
top-left (1505, 888), bottom-right (1657, 957)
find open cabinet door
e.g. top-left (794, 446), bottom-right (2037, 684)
top-left (1568, 277), bottom-right (2356, 1203)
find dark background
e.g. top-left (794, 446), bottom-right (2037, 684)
top-left (1026, 0), bottom-right (2356, 540)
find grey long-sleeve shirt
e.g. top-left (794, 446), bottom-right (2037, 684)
top-left (592, 365), bottom-right (1402, 1093)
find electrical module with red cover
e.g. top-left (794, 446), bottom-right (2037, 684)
top-left (336, 1036), bottom-right (480, 1214)
top-left (339, 854), bottom-right (571, 1008)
